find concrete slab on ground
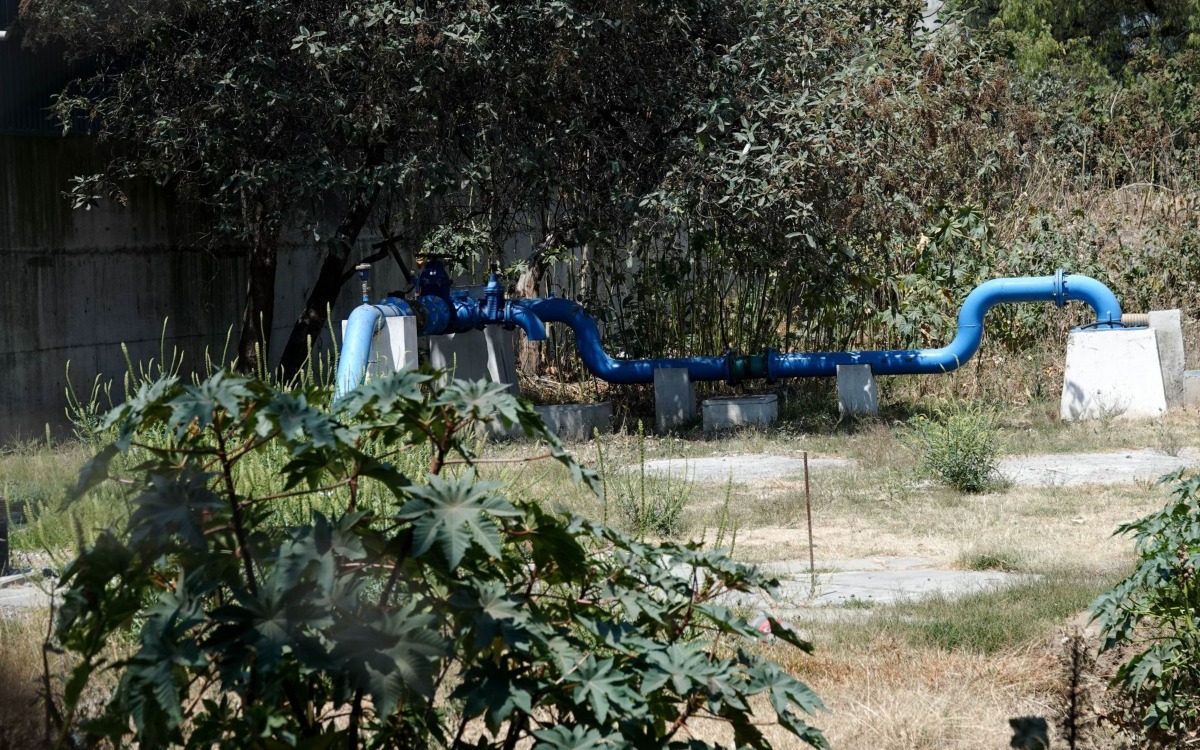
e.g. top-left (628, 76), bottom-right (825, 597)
top-left (0, 585), bottom-right (50, 612)
top-left (714, 555), bottom-right (1033, 613)
top-left (636, 454), bottom-right (853, 483)
top-left (999, 449), bottom-right (1199, 486)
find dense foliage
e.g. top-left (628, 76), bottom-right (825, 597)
top-left (50, 371), bottom-right (827, 748)
top-left (1092, 471), bottom-right (1200, 746)
top-left (19, 0), bottom-right (1200, 398)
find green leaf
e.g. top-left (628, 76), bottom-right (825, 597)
top-left (68, 444), bottom-right (119, 503)
top-left (532, 725), bottom-right (628, 750)
top-left (128, 471), bottom-right (223, 551)
top-left (397, 469), bottom-right (520, 569)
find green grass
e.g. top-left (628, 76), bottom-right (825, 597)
top-left (869, 569), bottom-right (1124, 654)
top-left (959, 548), bottom-right (1025, 573)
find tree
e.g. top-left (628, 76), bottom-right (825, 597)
top-left (955, 0), bottom-right (1200, 74)
top-left (20, 0), bottom-right (762, 377)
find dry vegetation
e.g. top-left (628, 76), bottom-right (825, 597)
top-left (2, 360), bottom-right (1196, 747)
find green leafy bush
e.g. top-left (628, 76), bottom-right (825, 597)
top-left (906, 403), bottom-right (1001, 493)
top-left (1091, 471), bottom-right (1200, 745)
top-left (49, 371), bottom-right (828, 749)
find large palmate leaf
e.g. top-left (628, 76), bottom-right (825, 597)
top-left (397, 469), bottom-right (521, 570)
top-left (166, 371), bottom-right (253, 438)
top-left (127, 471), bottom-right (224, 551)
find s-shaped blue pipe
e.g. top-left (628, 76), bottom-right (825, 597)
top-left (516, 272), bottom-right (1122, 384)
top-left (334, 269), bottom-right (1122, 394)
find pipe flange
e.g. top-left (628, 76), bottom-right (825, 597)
top-left (764, 347), bottom-right (778, 384)
top-left (1053, 268), bottom-right (1065, 308)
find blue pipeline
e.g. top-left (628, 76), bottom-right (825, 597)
top-left (334, 278), bottom-right (547, 398)
top-left (515, 271), bottom-right (1122, 384)
top-left (335, 270), bottom-right (1123, 394)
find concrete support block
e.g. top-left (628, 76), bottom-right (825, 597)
top-left (654, 367), bottom-right (696, 432)
top-left (340, 316), bottom-right (418, 380)
top-left (429, 327), bottom-right (519, 395)
top-left (535, 402), bottom-right (612, 441)
top-left (836, 364), bottom-right (878, 417)
top-left (378, 317), bottom-right (419, 374)
top-left (1060, 328), bottom-right (1167, 420)
top-left (1184, 370), bottom-right (1200, 407)
top-left (702, 395), bottom-right (778, 432)
top-left (1148, 309), bottom-right (1186, 409)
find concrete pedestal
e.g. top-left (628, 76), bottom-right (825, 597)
top-left (836, 364), bottom-right (878, 417)
top-left (429, 327), bottom-right (519, 395)
top-left (1184, 370), bottom-right (1200, 407)
top-left (702, 395), bottom-right (778, 432)
top-left (654, 368), bottom-right (697, 432)
top-left (1060, 328), bottom-right (1167, 420)
top-left (340, 316), bottom-right (419, 380)
top-left (535, 402), bottom-right (612, 441)
top-left (1148, 310), bottom-right (1186, 409)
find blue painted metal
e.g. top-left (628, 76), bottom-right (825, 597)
top-left (333, 268), bottom-right (1124, 396)
top-left (768, 272), bottom-right (1123, 379)
top-left (518, 272), bottom-right (1122, 384)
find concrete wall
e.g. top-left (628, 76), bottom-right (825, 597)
top-left (0, 135), bottom-right (402, 441)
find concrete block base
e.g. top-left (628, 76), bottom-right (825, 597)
top-left (1184, 370), bottom-right (1200, 407)
top-left (1061, 328), bottom-right (1167, 420)
top-left (654, 368), bottom-right (697, 432)
top-left (1148, 309), bottom-right (1186, 408)
top-left (702, 395), bottom-right (778, 432)
top-left (535, 402), bottom-right (612, 441)
top-left (836, 364), bottom-right (878, 417)
top-left (429, 327), bottom-right (519, 395)
top-left (340, 316), bottom-right (418, 380)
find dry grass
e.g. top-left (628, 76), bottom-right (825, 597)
top-left (0, 609), bottom-right (51, 750)
top-left (3, 376), bottom-right (1192, 749)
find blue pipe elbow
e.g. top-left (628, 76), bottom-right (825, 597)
top-left (507, 302), bottom-right (548, 341)
top-left (334, 300), bottom-right (411, 400)
top-left (519, 297), bottom-right (730, 384)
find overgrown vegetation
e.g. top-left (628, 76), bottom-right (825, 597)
top-left (905, 403), bottom-right (1002, 493)
top-left (1091, 470), bottom-right (1200, 746)
top-left (22, 0), bottom-right (1200, 389)
top-left (46, 371), bottom-right (827, 748)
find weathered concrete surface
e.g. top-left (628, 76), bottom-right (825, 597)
top-left (1149, 310), bottom-right (1186, 409)
top-left (535, 402), bottom-right (612, 441)
top-left (999, 449), bottom-right (1198, 486)
top-left (1061, 328), bottom-right (1167, 420)
top-left (1, 135), bottom-right (399, 441)
top-left (0, 585), bottom-right (49, 610)
top-left (654, 367), bottom-right (696, 433)
top-left (702, 395), bottom-right (778, 432)
top-left (1186, 370), bottom-right (1200, 407)
top-left (713, 556), bottom-right (1032, 613)
top-left (637, 454), bottom-right (852, 483)
top-left (836, 364), bottom-right (878, 417)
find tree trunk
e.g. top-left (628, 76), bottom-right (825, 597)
top-left (277, 184), bottom-right (380, 381)
top-left (516, 243), bottom-right (549, 376)
top-left (236, 235), bottom-right (278, 375)
top-left (236, 193), bottom-right (279, 376)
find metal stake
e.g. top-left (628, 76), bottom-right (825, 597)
top-left (804, 452), bottom-right (815, 596)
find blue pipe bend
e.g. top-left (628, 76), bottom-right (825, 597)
top-left (520, 297), bottom-right (730, 384)
top-left (334, 300), bottom-right (411, 399)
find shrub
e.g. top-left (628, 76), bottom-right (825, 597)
top-left (906, 403), bottom-right (1001, 492)
top-left (1091, 470), bottom-right (1200, 745)
top-left (48, 371), bottom-right (828, 749)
